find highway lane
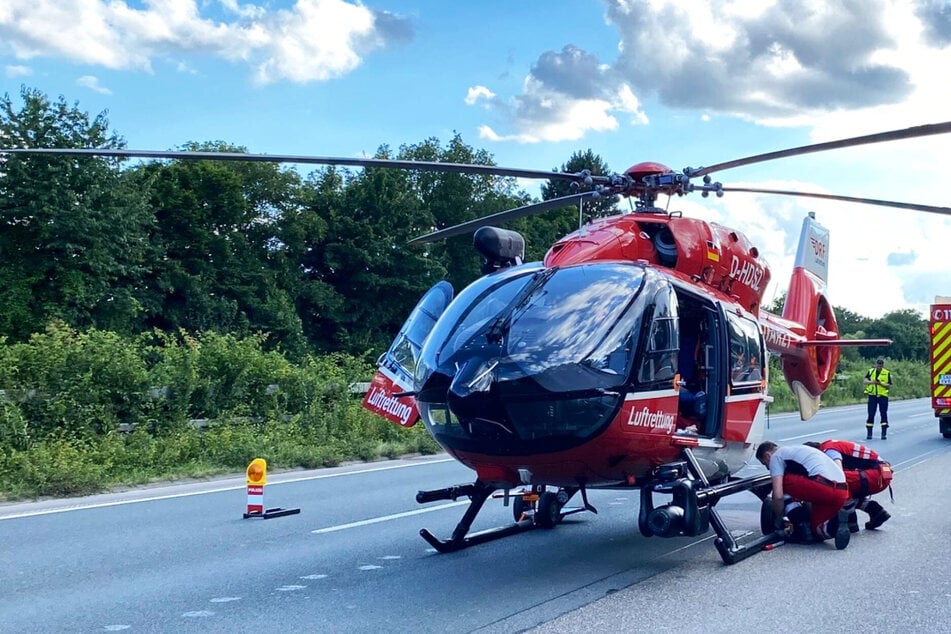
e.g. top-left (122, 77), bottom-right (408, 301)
top-left (1, 398), bottom-right (944, 633)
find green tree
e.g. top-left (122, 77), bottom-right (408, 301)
top-left (0, 86), bottom-right (152, 338)
top-left (132, 142), bottom-right (307, 355)
top-left (303, 142), bottom-right (447, 355)
top-left (522, 149), bottom-right (618, 261)
top-left (398, 134), bottom-right (526, 289)
top-left (275, 167), bottom-right (342, 354)
top-left (865, 308), bottom-right (928, 362)
top-left (833, 306), bottom-right (871, 337)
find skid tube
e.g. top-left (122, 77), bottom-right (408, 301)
top-left (415, 481), bottom-right (595, 553)
top-left (639, 447), bottom-right (781, 565)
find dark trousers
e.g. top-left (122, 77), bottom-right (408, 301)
top-left (866, 396), bottom-right (889, 429)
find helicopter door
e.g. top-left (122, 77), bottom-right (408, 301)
top-left (625, 282), bottom-right (681, 434)
top-left (362, 281), bottom-right (453, 427)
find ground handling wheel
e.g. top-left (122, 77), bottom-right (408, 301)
top-left (512, 492), bottom-right (535, 522)
top-left (760, 496), bottom-right (776, 536)
top-left (534, 491), bottom-right (562, 528)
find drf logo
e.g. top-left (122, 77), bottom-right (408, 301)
top-left (810, 237), bottom-right (826, 259)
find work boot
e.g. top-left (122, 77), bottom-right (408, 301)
top-left (866, 429), bottom-right (873, 440)
top-left (848, 511), bottom-right (860, 533)
top-left (834, 509), bottom-right (851, 550)
top-left (866, 508), bottom-right (892, 530)
top-left (881, 428), bottom-right (887, 440)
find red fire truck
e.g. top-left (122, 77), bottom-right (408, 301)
top-left (931, 298), bottom-right (951, 438)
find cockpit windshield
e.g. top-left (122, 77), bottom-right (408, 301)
top-left (419, 262), bottom-right (648, 394)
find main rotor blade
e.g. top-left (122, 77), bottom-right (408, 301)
top-left (1, 147), bottom-right (583, 183)
top-left (721, 186), bottom-right (951, 216)
top-left (408, 192), bottom-right (597, 245)
top-left (691, 121), bottom-right (951, 178)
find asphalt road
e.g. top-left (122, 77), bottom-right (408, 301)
top-left (1, 398), bottom-right (946, 633)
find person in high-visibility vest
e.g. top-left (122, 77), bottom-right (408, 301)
top-left (863, 359), bottom-right (892, 440)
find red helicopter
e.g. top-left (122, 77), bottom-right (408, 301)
top-left (7, 122), bottom-right (951, 564)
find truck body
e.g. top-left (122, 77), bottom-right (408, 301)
top-left (930, 297), bottom-right (951, 438)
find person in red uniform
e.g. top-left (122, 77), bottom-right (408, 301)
top-left (756, 440), bottom-right (852, 549)
top-left (805, 439), bottom-right (893, 532)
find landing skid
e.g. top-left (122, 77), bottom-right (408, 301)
top-left (415, 482), bottom-right (597, 553)
top-left (638, 447), bottom-right (781, 564)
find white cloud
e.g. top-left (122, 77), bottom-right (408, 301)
top-left (465, 85), bottom-right (495, 106)
top-left (472, 64), bottom-right (647, 144)
top-left (4, 64), bottom-right (31, 77)
top-left (219, 0), bottom-right (266, 20)
top-left (472, 1), bottom-right (950, 147)
top-left (478, 98), bottom-right (621, 144)
top-left (76, 75), bottom-right (112, 94)
top-left (0, 0), bottom-right (412, 84)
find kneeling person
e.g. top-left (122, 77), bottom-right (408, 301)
top-left (756, 440), bottom-right (852, 549)
top-left (805, 439), bottom-right (893, 531)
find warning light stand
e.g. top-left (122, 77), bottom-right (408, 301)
top-left (242, 458), bottom-right (300, 519)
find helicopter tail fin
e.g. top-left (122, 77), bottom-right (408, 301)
top-left (778, 213), bottom-right (841, 420)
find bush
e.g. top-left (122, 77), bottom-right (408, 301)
top-left (0, 323), bottom-right (929, 502)
top-left (5, 433), bottom-right (108, 497)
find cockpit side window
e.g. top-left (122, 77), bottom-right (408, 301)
top-left (382, 280), bottom-right (454, 385)
top-left (728, 312), bottom-right (764, 386)
top-left (636, 283), bottom-right (680, 387)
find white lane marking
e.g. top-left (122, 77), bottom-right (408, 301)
top-left (0, 457), bottom-right (456, 521)
top-left (301, 574), bottom-right (328, 580)
top-left (182, 611), bottom-right (214, 618)
top-left (268, 458), bottom-right (455, 486)
top-left (779, 428), bottom-right (837, 441)
top-left (209, 597), bottom-right (241, 603)
top-left (892, 448), bottom-right (951, 470)
top-left (103, 625), bottom-right (131, 631)
top-left (378, 555), bottom-right (401, 560)
top-left (358, 565), bottom-right (383, 571)
top-left (310, 501), bottom-right (468, 535)
top-left (898, 457), bottom-right (932, 470)
top-left (276, 585), bottom-right (306, 591)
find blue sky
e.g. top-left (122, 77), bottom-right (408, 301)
top-left (2, 0), bottom-right (950, 320)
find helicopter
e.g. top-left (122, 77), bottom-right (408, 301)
top-left (5, 121), bottom-right (951, 564)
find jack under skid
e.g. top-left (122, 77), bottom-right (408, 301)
top-left (638, 447), bottom-right (778, 565)
top-left (416, 482), bottom-right (596, 553)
